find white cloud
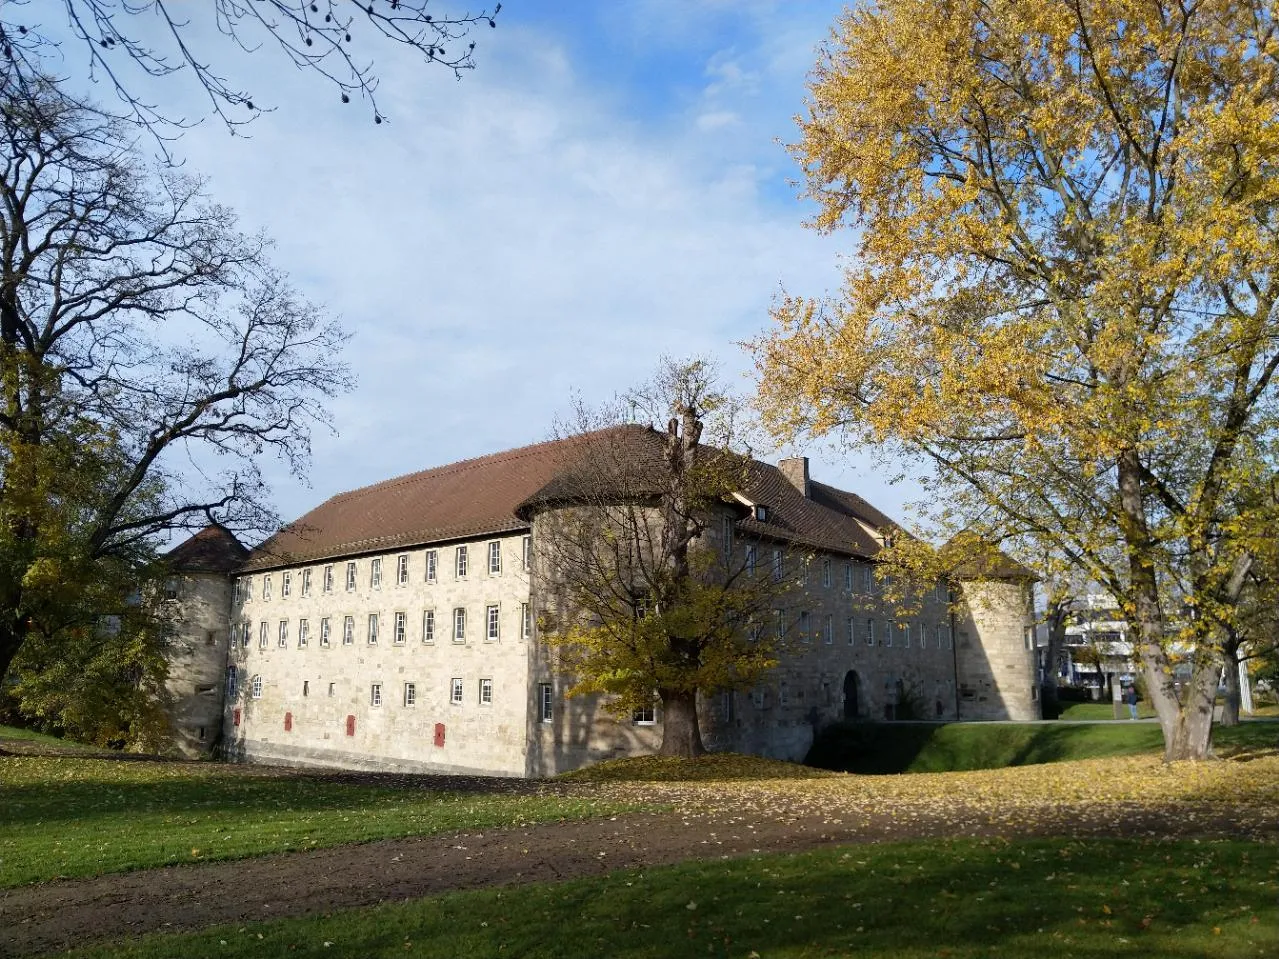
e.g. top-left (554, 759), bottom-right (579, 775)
top-left (83, 3), bottom-right (925, 530)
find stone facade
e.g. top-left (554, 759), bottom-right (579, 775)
top-left (157, 429), bottom-right (1042, 776)
top-left (161, 571), bottom-right (236, 757)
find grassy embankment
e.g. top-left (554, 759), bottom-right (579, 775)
top-left (805, 717), bottom-right (1278, 774)
top-left (66, 836), bottom-right (1277, 959)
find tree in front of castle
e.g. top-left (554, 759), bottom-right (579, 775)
top-left (535, 360), bottom-right (791, 758)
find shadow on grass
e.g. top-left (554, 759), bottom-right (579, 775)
top-left (68, 837), bottom-right (1277, 959)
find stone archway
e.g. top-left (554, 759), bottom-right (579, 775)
top-left (842, 670), bottom-right (860, 720)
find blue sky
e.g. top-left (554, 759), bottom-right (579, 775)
top-left (42, 1), bottom-right (928, 532)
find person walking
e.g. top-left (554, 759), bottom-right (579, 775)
top-left (1125, 685), bottom-right (1139, 720)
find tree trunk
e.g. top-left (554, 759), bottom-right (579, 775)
top-left (1219, 643), bottom-right (1241, 727)
top-left (1116, 448), bottom-right (1213, 761)
top-left (658, 689), bottom-right (706, 757)
top-left (0, 618), bottom-right (25, 687)
top-left (1041, 599), bottom-right (1067, 721)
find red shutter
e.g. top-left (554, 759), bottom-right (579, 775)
top-left (233, 708), bottom-right (241, 727)
top-left (433, 723), bottom-right (446, 747)
top-left (346, 714), bottom-right (356, 737)
top-left (284, 711), bottom-right (293, 732)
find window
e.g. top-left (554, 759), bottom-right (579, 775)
top-left (884, 621), bottom-right (893, 647)
top-left (404, 682), bottom-right (417, 707)
top-left (775, 608), bottom-right (786, 638)
top-left (278, 620), bottom-right (288, 648)
top-left (722, 514), bottom-right (734, 559)
top-left (822, 559), bottom-right (832, 588)
top-left (754, 504), bottom-right (769, 522)
top-left (522, 535), bottom-right (532, 571)
top-left (226, 665), bottom-right (238, 698)
top-left (302, 568), bottom-right (312, 597)
top-left (367, 613), bottom-right (379, 645)
top-left (259, 622), bottom-right (269, 649)
top-left (453, 607), bottom-right (466, 643)
top-left (342, 615), bottom-right (355, 646)
top-left (799, 610), bottom-right (811, 641)
top-left (847, 617), bottom-right (856, 645)
top-left (936, 580), bottom-right (948, 603)
top-left (538, 683), bottom-right (553, 722)
top-left (936, 625), bottom-right (944, 649)
top-left (451, 677), bottom-right (464, 705)
top-left (1024, 627), bottom-right (1034, 651)
top-left (486, 604), bottom-right (500, 642)
top-left (748, 617), bottom-right (761, 643)
top-left (370, 683), bottom-right (382, 707)
top-left (863, 565), bottom-right (874, 592)
top-left (328, 682), bottom-right (336, 696)
top-left (720, 690), bottom-right (736, 721)
top-left (479, 678), bottom-right (493, 705)
top-left (282, 571), bottom-right (292, 598)
top-left (323, 565), bottom-right (334, 593)
top-left (319, 617), bottom-right (331, 647)
top-left (345, 562), bottom-right (357, 592)
top-left (844, 562), bottom-right (853, 590)
top-left (745, 544), bottom-right (756, 576)
top-left (241, 622), bottom-right (252, 648)
top-left (397, 554), bottom-right (409, 585)
top-left (302, 680), bottom-right (309, 697)
top-left (752, 687), bottom-right (767, 709)
top-left (263, 575), bottom-right (273, 600)
top-left (771, 548), bottom-right (783, 582)
top-left (632, 704), bottom-right (656, 725)
top-left (370, 558), bottom-right (382, 589)
top-left (902, 623), bottom-right (910, 648)
top-left (163, 578), bottom-right (178, 600)
top-left (425, 549), bottom-right (438, 582)
top-left (455, 545), bottom-right (468, 578)
top-left (521, 602), bottom-right (531, 641)
top-left (866, 618), bottom-right (875, 646)
top-left (423, 609), bottom-right (436, 643)
top-left (298, 618), bottom-right (309, 648)
top-left (824, 614), bottom-right (834, 645)
top-left (393, 611), bottom-right (407, 645)
top-left (779, 682), bottom-right (789, 707)
top-left (241, 577), bottom-right (252, 601)
top-left (251, 674), bottom-right (263, 698)
top-left (488, 541), bottom-right (502, 575)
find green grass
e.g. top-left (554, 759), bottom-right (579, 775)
top-left (0, 756), bottom-right (649, 888)
top-left (1058, 701), bottom-right (1158, 720)
top-left (0, 723), bottom-right (95, 749)
top-left (807, 719), bottom-right (1279, 774)
top-left (66, 837), bottom-right (1278, 959)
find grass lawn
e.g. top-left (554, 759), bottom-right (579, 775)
top-left (1058, 700), bottom-right (1159, 720)
top-left (807, 718), bottom-right (1277, 774)
top-left (67, 837), bottom-right (1278, 959)
top-left (0, 756), bottom-right (649, 888)
top-left (0, 724), bottom-right (95, 749)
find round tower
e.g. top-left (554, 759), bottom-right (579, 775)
top-left (949, 548), bottom-right (1041, 721)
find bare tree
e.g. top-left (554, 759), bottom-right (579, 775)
top-left (0, 0), bottom-right (501, 143)
top-left (531, 360), bottom-right (792, 758)
top-left (0, 79), bottom-right (351, 682)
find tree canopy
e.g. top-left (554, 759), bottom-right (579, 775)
top-left (0, 78), bottom-right (350, 687)
top-left (753, 0), bottom-right (1279, 760)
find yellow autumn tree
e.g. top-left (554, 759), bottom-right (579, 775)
top-left (754, 0), bottom-right (1279, 761)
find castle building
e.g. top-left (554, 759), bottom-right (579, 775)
top-left (162, 426), bottom-right (1039, 772)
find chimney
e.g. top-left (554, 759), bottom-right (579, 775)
top-left (779, 456), bottom-right (810, 498)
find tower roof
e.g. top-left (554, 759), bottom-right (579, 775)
top-left (164, 524), bottom-right (250, 573)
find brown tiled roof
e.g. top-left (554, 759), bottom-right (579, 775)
top-left (165, 524), bottom-right (250, 573)
top-left (243, 425), bottom-right (903, 572)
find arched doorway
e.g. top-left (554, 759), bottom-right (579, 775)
top-left (842, 670), bottom-right (860, 720)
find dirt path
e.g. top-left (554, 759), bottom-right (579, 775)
top-left (4, 799), bottom-right (1276, 957)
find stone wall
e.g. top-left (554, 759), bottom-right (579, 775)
top-left (224, 533), bottom-right (535, 775)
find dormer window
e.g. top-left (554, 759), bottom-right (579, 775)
top-left (754, 505), bottom-right (769, 522)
